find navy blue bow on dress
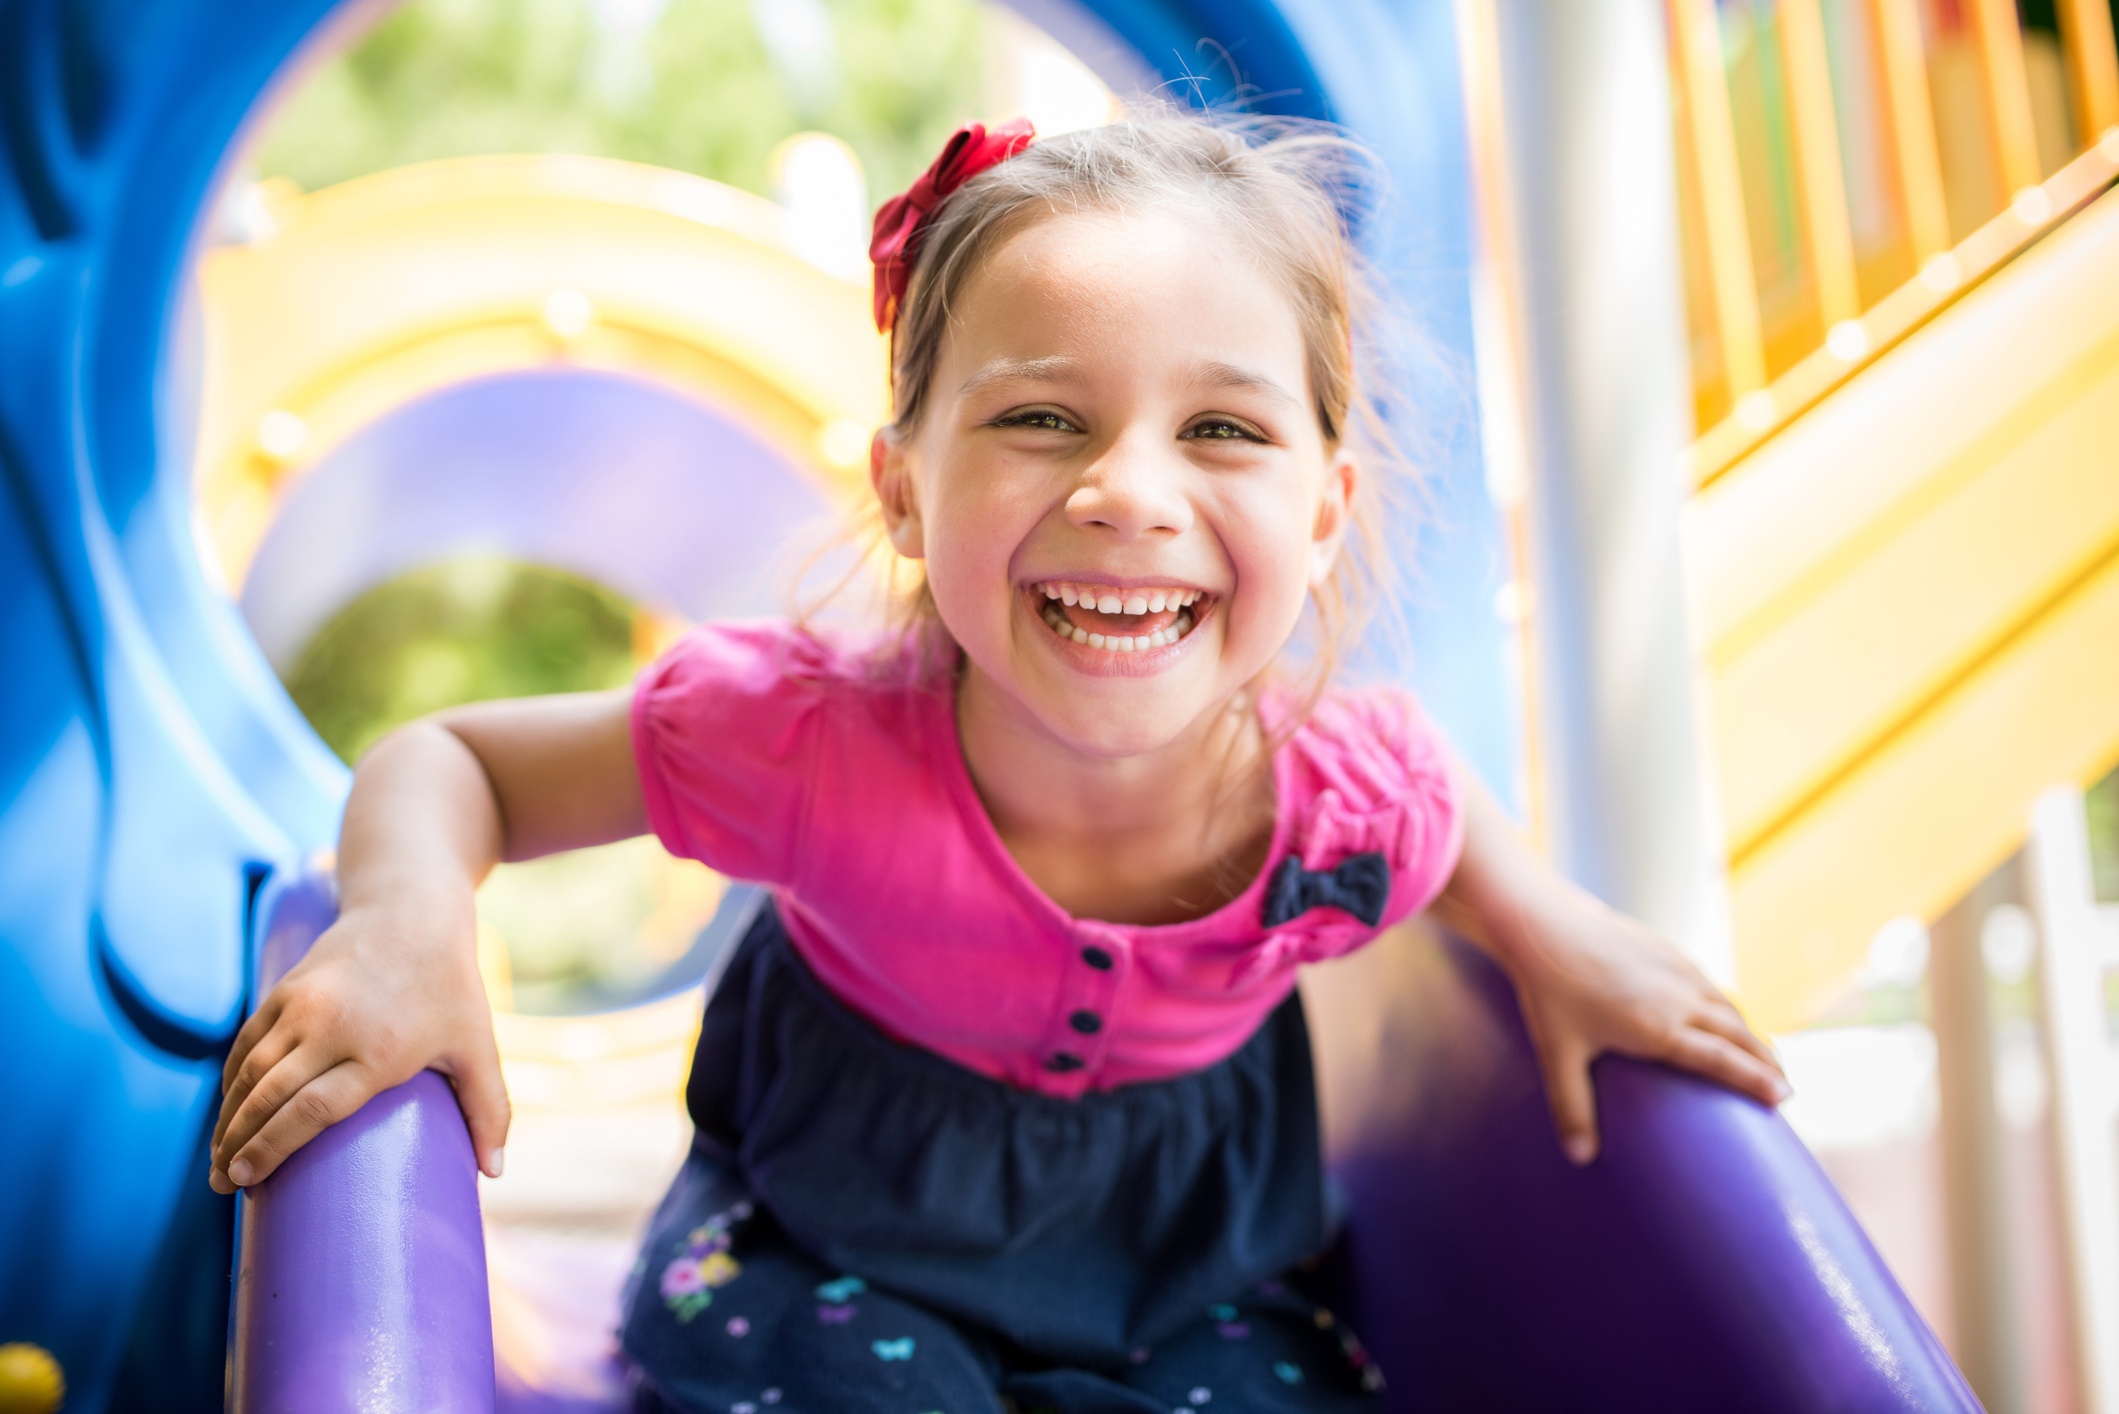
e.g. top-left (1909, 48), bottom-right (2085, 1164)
top-left (1261, 851), bottom-right (1392, 929)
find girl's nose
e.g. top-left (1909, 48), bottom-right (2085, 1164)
top-left (1064, 436), bottom-right (1193, 539)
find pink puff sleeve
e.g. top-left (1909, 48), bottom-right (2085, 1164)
top-left (630, 620), bottom-right (836, 886)
top-left (1277, 686), bottom-right (1466, 962)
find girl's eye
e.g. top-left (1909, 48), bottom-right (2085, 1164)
top-left (1183, 418), bottom-right (1265, 443)
top-left (994, 410), bottom-right (1079, 433)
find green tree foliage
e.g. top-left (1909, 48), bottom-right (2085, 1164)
top-left (252, 0), bottom-right (985, 200)
top-left (2091, 766), bottom-right (2119, 903)
top-left (285, 555), bottom-right (639, 764)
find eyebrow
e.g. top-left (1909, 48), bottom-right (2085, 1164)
top-left (1189, 360), bottom-right (1302, 409)
top-left (954, 356), bottom-right (1304, 410)
top-left (956, 356), bottom-right (1080, 397)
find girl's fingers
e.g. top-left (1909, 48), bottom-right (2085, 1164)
top-left (212, 1041), bottom-right (336, 1179)
top-left (220, 1061), bottom-right (377, 1190)
top-left (1533, 1033), bottom-right (1601, 1166)
top-left (1667, 1028), bottom-right (1790, 1107)
top-left (213, 1021), bottom-right (301, 1153)
top-left (444, 1039), bottom-right (514, 1180)
top-left (219, 991), bottom-right (284, 1096)
top-left (1692, 1002), bottom-right (1787, 1079)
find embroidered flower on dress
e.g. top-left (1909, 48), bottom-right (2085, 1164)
top-left (815, 1275), bottom-right (867, 1302)
top-left (1335, 1326), bottom-right (1385, 1392)
top-left (872, 1337), bottom-right (916, 1361)
top-left (662, 1263), bottom-right (708, 1298)
top-left (661, 1208), bottom-right (746, 1322)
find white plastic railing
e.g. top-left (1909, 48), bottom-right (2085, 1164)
top-left (2028, 786), bottom-right (2119, 1414)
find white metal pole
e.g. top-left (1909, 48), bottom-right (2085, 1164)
top-left (1479, 0), bottom-right (1734, 982)
top-left (2028, 785), bottom-right (2119, 1414)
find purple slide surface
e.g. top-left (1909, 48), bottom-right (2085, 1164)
top-left (231, 869), bottom-right (1981, 1412)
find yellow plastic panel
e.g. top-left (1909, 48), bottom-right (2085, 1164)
top-left (1686, 182), bottom-right (2119, 652)
top-left (1710, 332), bottom-right (2119, 855)
top-left (1730, 545), bottom-right (2119, 1031)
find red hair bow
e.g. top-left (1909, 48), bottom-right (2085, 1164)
top-left (869, 118), bottom-right (1035, 332)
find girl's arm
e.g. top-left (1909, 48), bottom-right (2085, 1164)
top-left (208, 689), bottom-right (643, 1194)
top-left (1432, 770), bottom-right (1790, 1165)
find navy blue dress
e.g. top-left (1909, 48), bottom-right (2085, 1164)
top-left (620, 905), bottom-right (1384, 1414)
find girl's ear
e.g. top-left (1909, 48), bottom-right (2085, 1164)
top-left (871, 425), bottom-right (927, 559)
top-left (1308, 446), bottom-right (1359, 587)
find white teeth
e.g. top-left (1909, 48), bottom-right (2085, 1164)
top-left (1040, 597), bottom-right (1200, 651)
top-left (1039, 584), bottom-right (1211, 615)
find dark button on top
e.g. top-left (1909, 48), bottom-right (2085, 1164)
top-left (1044, 1051), bottom-right (1085, 1073)
top-left (1069, 1009), bottom-right (1103, 1035)
top-left (1080, 945), bottom-right (1115, 971)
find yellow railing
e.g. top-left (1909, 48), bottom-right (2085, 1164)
top-left (1671, 0), bottom-right (2119, 485)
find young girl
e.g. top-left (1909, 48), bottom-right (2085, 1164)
top-left (210, 110), bottom-right (1788, 1413)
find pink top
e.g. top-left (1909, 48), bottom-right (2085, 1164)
top-left (632, 621), bottom-right (1464, 1098)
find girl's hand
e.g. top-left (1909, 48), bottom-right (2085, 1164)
top-left (1494, 891), bottom-right (1789, 1165)
top-left (209, 893), bottom-right (509, 1193)
top-left (1436, 764), bottom-right (1789, 1165)
top-left (207, 690), bottom-right (643, 1194)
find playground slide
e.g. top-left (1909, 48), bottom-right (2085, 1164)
top-left (232, 869), bottom-right (1978, 1411)
top-left (1686, 180), bottom-right (2119, 1034)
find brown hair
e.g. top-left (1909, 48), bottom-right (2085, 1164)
top-left (844, 105), bottom-right (1419, 716)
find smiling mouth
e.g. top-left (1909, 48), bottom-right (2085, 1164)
top-left (1027, 580), bottom-right (1211, 653)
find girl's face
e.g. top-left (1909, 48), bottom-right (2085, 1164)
top-left (874, 207), bottom-right (1355, 758)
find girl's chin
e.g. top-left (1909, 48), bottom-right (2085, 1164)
top-left (1019, 701), bottom-right (1210, 760)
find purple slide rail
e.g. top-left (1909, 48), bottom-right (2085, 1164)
top-left (1324, 932), bottom-right (1982, 1411)
top-left (230, 871), bottom-right (496, 1414)
top-left (230, 868), bottom-right (1981, 1412)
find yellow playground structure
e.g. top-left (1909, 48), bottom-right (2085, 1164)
top-left (1662, 3), bottom-right (2119, 1036)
